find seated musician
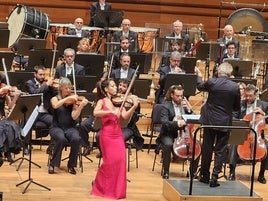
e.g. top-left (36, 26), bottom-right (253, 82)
top-left (111, 36), bottom-right (136, 69)
top-left (89, 0), bottom-right (112, 27)
top-left (76, 38), bottom-right (91, 54)
top-left (48, 77), bottom-right (88, 174)
top-left (54, 48), bottom-right (85, 79)
top-left (228, 84), bottom-right (268, 184)
top-left (161, 40), bottom-right (182, 68)
top-left (156, 51), bottom-right (184, 104)
top-left (159, 85), bottom-right (198, 179)
top-left (113, 19), bottom-right (138, 53)
top-left (165, 20), bottom-right (191, 53)
top-left (110, 53), bottom-right (138, 81)
top-left (67, 18), bottom-right (89, 38)
top-left (24, 65), bottom-right (56, 154)
top-left (0, 73), bottom-right (22, 163)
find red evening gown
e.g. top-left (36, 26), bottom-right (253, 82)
top-left (91, 99), bottom-right (126, 199)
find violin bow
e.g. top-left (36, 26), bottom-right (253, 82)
top-left (1, 58), bottom-right (10, 86)
top-left (119, 65), bottom-right (139, 111)
top-left (72, 65), bottom-right (77, 95)
top-left (107, 53), bottom-right (114, 78)
top-left (50, 43), bottom-right (57, 78)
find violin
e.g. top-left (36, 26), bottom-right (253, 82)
top-left (237, 112), bottom-right (267, 162)
top-left (111, 93), bottom-right (134, 108)
top-left (64, 94), bottom-right (94, 107)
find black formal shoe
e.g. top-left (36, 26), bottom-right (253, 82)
top-left (48, 165), bottom-right (54, 174)
top-left (209, 178), bottom-right (220, 187)
top-left (257, 176), bottom-right (266, 184)
top-left (199, 176), bottom-right (209, 184)
top-left (0, 157), bottom-right (3, 167)
top-left (68, 167), bottom-right (76, 175)
top-left (162, 173), bottom-right (169, 179)
top-left (227, 173), bottom-right (236, 181)
top-left (83, 146), bottom-right (91, 156)
top-left (4, 152), bottom-right (14, 163)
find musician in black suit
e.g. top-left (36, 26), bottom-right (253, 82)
top-left (217, 24), bottom-right (240, 55)
top-left (113, 19), bottom-right (138, 52)
top-left (195, 62), bottom-right (241, 187)
top-left (165, 20), bottom-right (191, 52)
top-left (228, 84), bottom-right (268, 184)
top-left (111, 53), bottom-right (138, 81)
top-left (159, 85), bottom-right (195, 179)
top-left (90, 0), bottom-right (112, 26)
top-left (55, 48), bottom-right (85, 78)
top-left (67, 18), bottom-right (89, 38)
top-left (156, 51), bottom-right (183, 104)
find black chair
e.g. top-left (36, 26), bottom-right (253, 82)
top-left (147, 104), bottom-right (163, 154)
top-left (33, 121), bottom-right (50, 150)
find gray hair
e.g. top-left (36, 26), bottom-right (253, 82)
top-left (218, 62), bottom-right (233, 76)
top-left (170, 51), bottom-right (182, 59)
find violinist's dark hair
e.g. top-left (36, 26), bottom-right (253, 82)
top-left (34, 65), bottom-right (46, 73)
top-left (118, 78), bottom-right (130, 86)
top-left (96, 78), bottom-right (115, 99)
top-left (165, 84), bottom-right (184, 101)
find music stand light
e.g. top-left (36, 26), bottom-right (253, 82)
top-left (8, 71), bottom-right (33, 92)
top-left (57, 35), bottom-right (81, 56)
top-left (0, 51), bottom-right (15, 71)
top-left (133, 79), bottom-right (151, 99)
top-left (0, 29), bottom-right (9, 48)
top-left (94, 10), bottom-right (124, 28)
top-left (180, 57), bottom-right (197, 74)
top-left (27, 49), bottom-right (59, 71)
top-left (68, 75), bottom-right (98, 93)
top-left (164, 73), bottom-right (197, 97)
top-left (224, 59), bottom-right (253, 78)
top-left (129, 53), bottom-right (153, 74)
top-left (75, 53), bottom-right (105, 76)
top-left (17, 38), bottom-right (46, 56)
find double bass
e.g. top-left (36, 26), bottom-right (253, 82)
top-left (237, 98), bottom-right (267, 162)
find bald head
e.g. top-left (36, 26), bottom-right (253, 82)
top-left (224, 24), bottom-right (234, 39)
top-left (74, 18), bottom-right (84, 30)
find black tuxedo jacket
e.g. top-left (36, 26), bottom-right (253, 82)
top-left (111, 67), bottom-right (137, 81)
top-left (90, 2), bottom-right (112, 26)
top-left (55, 63), bottom-right (85, 79)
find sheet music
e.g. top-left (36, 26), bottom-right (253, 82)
top-left (182, 114), bottom-right (201, 124)
top-left (22, 106), bottom-right (39, 137)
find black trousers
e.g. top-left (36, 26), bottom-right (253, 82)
top-left (200, 128), bottom-right (229, 179)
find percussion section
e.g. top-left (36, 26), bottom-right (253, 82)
top-left (7, 4), bottom-right (50, 47)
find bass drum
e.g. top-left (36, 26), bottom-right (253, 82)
top-left (226, 8), bottom-right (268, 32)
top-left (7, 4), bottom-right (50, 47)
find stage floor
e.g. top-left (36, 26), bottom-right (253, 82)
top-left (163, 179), bottom-right (262, 201)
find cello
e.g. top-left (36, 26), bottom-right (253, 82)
top-left (237, 98), bottom-right (267, 162)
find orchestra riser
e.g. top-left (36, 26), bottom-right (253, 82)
top-left (163, 179), bottom-right (263, 201)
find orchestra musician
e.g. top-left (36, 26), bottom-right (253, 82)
top-left (195, 62), bottom-right (241, 187)
top-left (159, 85), bottom-right (197, 179)
top-left (0, 73), bottom-right (22, 163)
top-left (161, 40), bottom-right (182, 68)
top-left (111, 36), bottom-right (136, 69)
top-left (48, 77), bottom-right (88, 174)
top-left (228, 84), bottom-right (268, 184)
top-left (110, 53), bottom-right (138, 81)
top-left (24, 65), bottom-right (57, 155)
top-left (156, 51), bottom-right (184, 104)
top-left (67, 18), bottom-right (89, 38)
top-left (91, 78), bottom-right (139, 199)
top-left (217, 24), bottom-right (240, 54)
top-left (113, 19), bottom-right (138, 53)
top-left (76, 38), bottom-right (91, 54)
top-left (165, 20), bottom-right (191, 52)
top-left (89, 0), bottom-right (112, 27)
top-left (54, 48), bottom-right (85, 79)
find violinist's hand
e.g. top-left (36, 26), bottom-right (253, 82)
top-left (174, 66), bottom-right (183, 73)
top-left (67, 94), bottom-right (78, 102)
top-left (255, 107), bottom-right (265, 116)
top-left (80, 98), bottom-right (89, 107)
top-left (178, 119), bottom-right (186, 127)
top-left (129, 95), bottom-right (139, 108)
top-left (181, 97), bottom-right (192, 112)
top-left (46, 77), bottom-right (54, 86)
top-left (194, 66), bottom-right (202, 77)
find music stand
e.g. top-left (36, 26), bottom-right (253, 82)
top-left (231, 78), bottom-right (257, 86)
top-left (252, 39), bottom-right (268, 63)
top-left (17, 38), bottom-right (46, 56)
top-left (69, 75), bottom-right (98, 93)
top-left (129, 53), bottom-right (153, 74)
top-left (0, 29), bottom-right (9, 48)
top-left (224, 59), bottom-right (253, 78)
top-left (133, 79), bottom-right (151, 99)
top-left (0, 51), bottom-right (15, 71)
top-left (75, 53), bottom-right (105, 76)
top-left (180, 57), bottom-right (197, 74)
top-left (229, 120), bottom-right (250, 145)
top-left (8, 72), bottom-right (33, 92)
top-left (164, 73), bottom-right (197, 97)
top-left (154, 38), bottom-right (184, 53)
top-left (27, 49), bottom-right (59, 71)
top-left (94, 10), bottom-right (124, 28)
top-left (196, 42), bottom-right (222, 61)
top-left (57, 35), bottom-right (81, 56)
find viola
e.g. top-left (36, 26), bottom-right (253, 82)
top-left (237, 112), bottom-right (267, 162)
top-left (173, 123), bottom-right (201, 160)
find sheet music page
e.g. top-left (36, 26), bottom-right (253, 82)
top-left (22, 106), bottom-right (39, 137)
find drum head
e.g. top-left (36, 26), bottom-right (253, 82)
top-left (7, 5), bottom-right (26, 47)
top-left (226, 8), bottom-right (268, 33)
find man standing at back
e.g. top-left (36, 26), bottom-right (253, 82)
top-left (195, 62), bottom-right (241, 187)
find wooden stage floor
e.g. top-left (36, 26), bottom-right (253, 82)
top-left (0, 145), bottom-right (268, 201)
